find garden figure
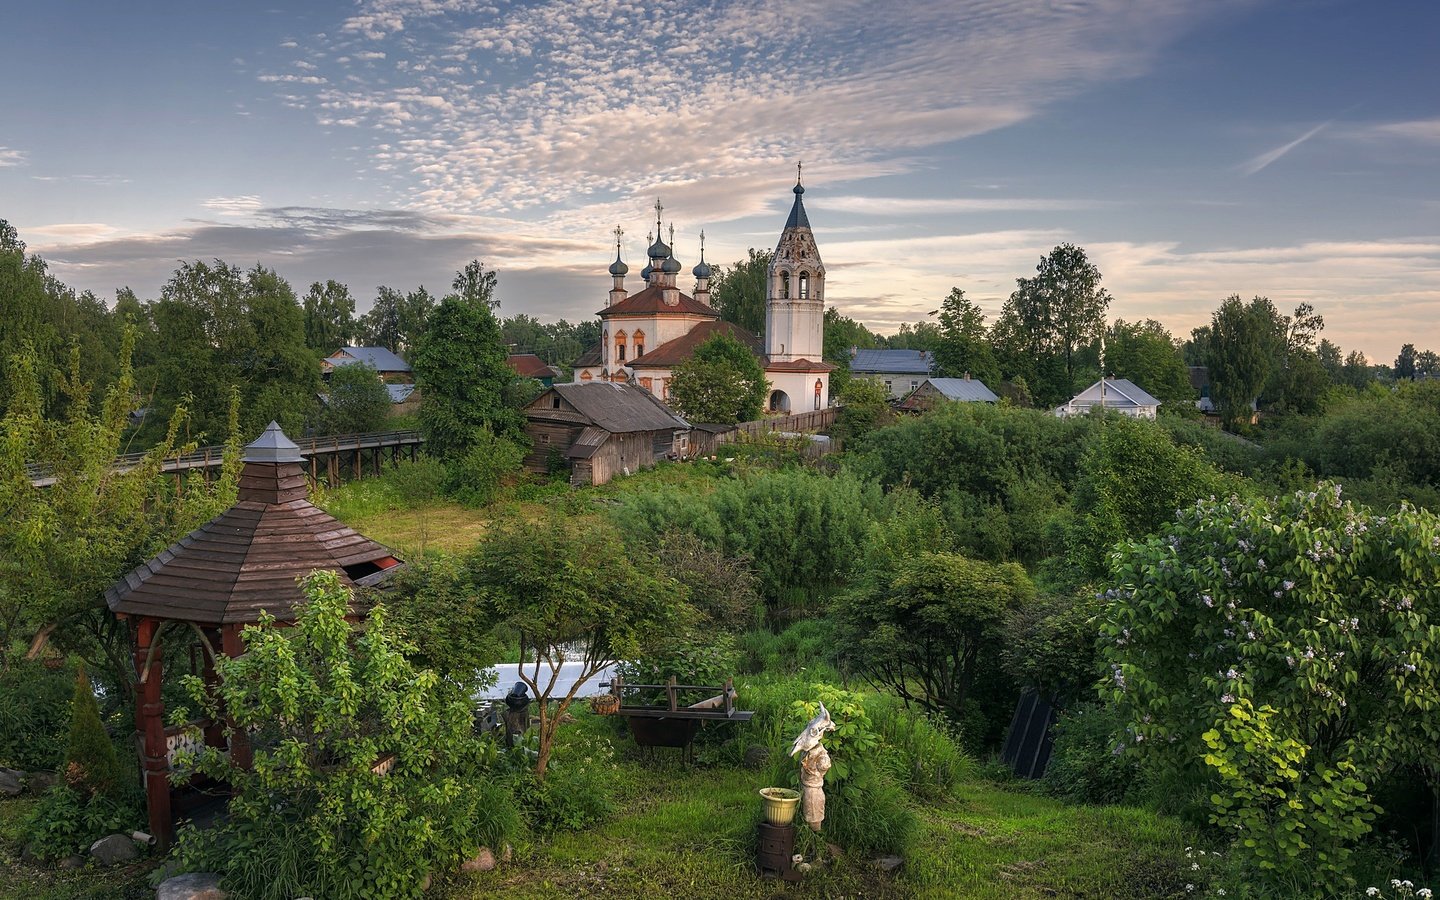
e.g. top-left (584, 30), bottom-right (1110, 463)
top-left (502, 681), bottom-right (531, 749)
top-left (791, 703), bottom-right (836, 832)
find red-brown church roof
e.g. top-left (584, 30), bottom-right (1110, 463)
top-left (597, 283), bottom-right (720, 319)
top-left (627, 320), bottom-right (763, 369)
top-left (105, 423), bottom-right (402, 625)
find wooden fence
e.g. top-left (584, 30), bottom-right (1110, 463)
top-left (717, 407), bottom-right (837, 442)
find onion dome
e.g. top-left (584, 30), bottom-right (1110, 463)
top-left (609, 254), bottom-right (629, 277)
top-left (640, 263), bottom-right (653, 281)
top-left (661, 256), bottom-right (681, 274)
top-left (693, 259), bottom-right (712, 279)
top-left (648, 235), bottom-right (671, 259)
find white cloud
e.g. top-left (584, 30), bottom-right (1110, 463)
top-left (1369, 118), bottom-right (1440, 144)
top-left (0, 147), bottom-right (28, 167)
top-left (202, 195), bottom-right (264, 215)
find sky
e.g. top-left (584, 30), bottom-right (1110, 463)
top-left (2, 0), bottom-right (1437, 361)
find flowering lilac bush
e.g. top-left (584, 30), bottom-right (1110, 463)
top-left (1099, 485), bottom-right (1440, 885)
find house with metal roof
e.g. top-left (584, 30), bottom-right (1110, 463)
top-left (1053, 377), bottom-right (1160, 419)
top-left (522, 382), bottom-right (691, 486)
top-left (847, 348), bottom-right (935, 398)
top-left (322, 346), bottom-right (412, 379)
top-left (897, 376), bottom-right (999, 411)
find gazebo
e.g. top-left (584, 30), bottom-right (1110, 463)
top-left (105, 422), bottom-right (404, 846)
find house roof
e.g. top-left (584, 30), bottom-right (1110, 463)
top-left (327, 346), bottom-right (411, 373)
top-left (628, 320), bottom-right (762, 369)
top-left (507, 353), bottom-right (559, 379)
top-left (597, 283), bottom-right (720, 319)
top-left (1061, 377), bottom-right (1161, 410)
top-left (573, 343), bottom-right (603, 368)
top-left (849, 349), bottom-right (934, 375)
top-left (566, 426), bottom-right (609, 459)
top-left (105, 426), bottom-right (401, 625)
top-left (539, 382), bottom-right (689, 433)
top-left (386, 383), bottom-right (416, 403)
top-left (925, 377), bottom-right (1000, 403)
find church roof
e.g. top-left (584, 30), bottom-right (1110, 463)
top-left (784, 183), bottom-right (811, 230)
top-left (627, 320), bottom-right (763, 369)
top-left (598, 283), bottom-right (720, 319)
top-left (764, 358), bottom-right (836, 373)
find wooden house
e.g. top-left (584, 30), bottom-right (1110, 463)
top-left (523, 382), bottom-right (690, 486)
top-left (896, 375), bottom-right (999, 412)
top-left (507, 353), bottom-right (562, 386)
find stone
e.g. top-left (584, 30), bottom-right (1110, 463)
top-left (0, 768), bottom-right (23, 796)
top-left (871, 855), bottom-right (904, 873)
top-left (27, 771), bottom-right (56, 795)
top-left (826, 843), bottom-right (844, 861)
top-left (156, 872), bottom-right (227, 900)
top-left (742, 745), bottom-right (771, 769)
top-left (459, 847), bottom-right (497, 873)
top-left (419, 875), bottom-right (431, 892)
top-left (59, 855), bottom-right (86, 870)
top-left (89, 833), bottom-right (139, 866)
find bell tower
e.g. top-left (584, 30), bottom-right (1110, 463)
top-left (765, 164), bottom-right (825, 363)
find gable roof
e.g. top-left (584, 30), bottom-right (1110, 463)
top-left (1064, 377), bottom-right (1161, 409)
top-left (573, 343), bottom-right (602, 368)
top-left (507, 353), bottom-right (559, 379)
top-left (849, 349), bottom-right (934, 375)
top-left (536, 382), bottom-right (689, 433)
top-left (926, 377), bottom-right (1000, 403)
top-left (598, 283), bottom-right (720, 319)
top-left (386, 383), bottom-right (416, 403)
top-left (327, 346), bottom-right (411, 373)
top-left (628, 320), bottom-right (763, 369)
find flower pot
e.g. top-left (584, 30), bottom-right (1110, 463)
top-left (759, 787), bottom-right (801, 826)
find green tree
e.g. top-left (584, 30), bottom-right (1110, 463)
top-left (451, 259), bottom-right (499, 309)
top-left (932, 287), bottom-right (998, 384)
top-left (835, 551), bottom-right (1035, 721)
top-left (999, 244), bottom-right (1111, 401)
top-left (1316, 338), bottom-right (1344, 382)
top-left (886, 320), bottom-right (943, 351)
top-left (171, 571), bottom-right (510, 899)
top-left (358, 285), bottom-right (434, 353)
top-left (1204, 295), bottom-right (1283, 429)
top-left (1341, 349), bottom-right (1373, 389)
top-left (321, 362), bottom-right (391, 435)
top-left (1104, 319), bottom-right (1193, 409)
top-left (63, 666), bottom-right (125, 801)
top-left (666, 332), bottom-right (768, 425)
top-left (469, 519), bottom-right (681, 778)
top-left (1100, 488), bottom-right (1440, 884)
top-left (833, 376), bottom-right (893, 445)
top-left (710, 248), bottom-right (770, 334)
top-left (302, 279), bottom-right (356, 353)
top-left (410, 269), bottom-right (520, 458)
top-left (1395, 343), bottom-right (1417, 380)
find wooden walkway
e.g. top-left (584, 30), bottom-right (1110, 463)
top-left (27, 430), bottom-right (423, 488)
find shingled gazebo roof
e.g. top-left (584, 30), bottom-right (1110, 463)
top-left (105, 422), bottom-right (403, 624)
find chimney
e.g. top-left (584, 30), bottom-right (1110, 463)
top-left (850, 346), bottom-right (857, 358)
top-left (964, 372), bottom-right (971, 381)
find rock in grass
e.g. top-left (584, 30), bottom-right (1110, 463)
top-left (59, 855), bottom-right (85, 870)
top-left (88, 833), bottom-right (138, 866)
top-left (26, 771), bottom-right (56, 795)
top-left (460, 847), bottom-right (497, 873)
top-left (871, 855), bottom-right (903, 873)
top-left (0, 768), bottom-right (23, 795)
top-left (156, 872), bottom-right (227, 900)
top-left (742, 745), bottom-right (771, 769)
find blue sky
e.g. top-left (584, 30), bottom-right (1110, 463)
top-left (3, 0), bottom-right (1437, 360)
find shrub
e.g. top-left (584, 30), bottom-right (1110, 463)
top-left (865, 693), bottom-right (972, 801)
top-left (21, 783), bottom-right (140, 862)
top-left (1042, 702), bottom-right (1150, 805)
top-left (62, 667), bottom-right (126, 801)
top-left (506, 732), bottom-right (618, 833)
top-left (445, 426), bottom-right (526, 507)
top-left (615, 634), bottom-right (741, 708)
top-left (0, 660), bottom-right (73, 771)
top-left (735, 619), bottom-right (838, 676)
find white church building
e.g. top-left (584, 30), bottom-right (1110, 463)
top-left (571, 176), bottom-right (834, 414)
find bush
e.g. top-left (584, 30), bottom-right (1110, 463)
top-left (615, 634), bottom-right (741, 708)
top-left (63, 667), bottom-right (126, 801)
top-left (21, 783), bottom-right (141, 862)
top-left (0, 660), bottom-right (73, 771)
top-left (1042, 702), bottom-right (1150, 805)
top-left (865, 693), bottom-right (972, 801)
top-left (506, 731), bottom-right (618, 833)
top-left (445, 425), bottom-right (526, 507)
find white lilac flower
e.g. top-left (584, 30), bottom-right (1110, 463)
top-left (1191, 863), bottom-right (1200, 871)
top-left (1221, 693), bottom-right (1236, 704)
top-left (1226, 668), bottom-right (1239, 679)
top-left (1366, 888), bottom-right (1380, 897)
top-left (1185, 885), bottom-right (1195, 893)
top-left (1418, 888), bottom-right (1432, 899)
top-left (1283, 580), bottom-right (1295, 591)
top-left (1257, 558), bottom-right (1266, 570)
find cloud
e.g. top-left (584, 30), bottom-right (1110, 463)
top-left (818, 196), bottom-right (1112, 215)
top-left (202, 195), bottom-right (265, 215)
top-left (0, 147), bottom-right (28, 167)
top-left (1368, 118), bottom-right (1440, 144)
top-left (1238, 121), bottom-right (1331, 176)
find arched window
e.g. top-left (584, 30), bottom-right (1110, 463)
top-left (779, 271), bottom-right (790, 299)
top-left (798, 272), bottom-right (809, 299)
top-left (633, 329), bottom-right (645, 358)
top-left (615, 330), bottom-right (627, 362)
top-left (814, 379), bottom-right (823, 410)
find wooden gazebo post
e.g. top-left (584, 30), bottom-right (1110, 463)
top-left (106, 421), bottom-right (404, 848)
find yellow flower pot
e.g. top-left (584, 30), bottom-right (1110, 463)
top-left (759, 787), bottom-right (801, 826)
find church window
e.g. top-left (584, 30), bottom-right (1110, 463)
top-left (633, 329), bottom-right (645, 357)
top-left (798, 272), bottom-right (810, 299)
top-left (780, 271), bottom-right (790, 299)
top-left (615, 330), bottom-right (627, 361)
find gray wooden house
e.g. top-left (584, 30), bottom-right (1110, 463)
top-left (523, 382), bottom-right (690, 486)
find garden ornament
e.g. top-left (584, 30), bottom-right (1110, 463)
top-left (791, 702), bottom-right (837, 832)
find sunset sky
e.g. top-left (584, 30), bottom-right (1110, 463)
top-left (3, 0), bottom-right (1437, 360)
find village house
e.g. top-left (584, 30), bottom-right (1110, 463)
top-left (522, 382), bottom-right (690, 486)
top-left (1053, 377), bottom-right (1160, 419)
top-left (896, 375), bottom-right (999, 412)
top-left (571, 173), bottom-right (834, 414)
top-left (848, 348), bottom-right (936, 399)
top-left (321, 346), bottom-right (419, 415)
top-left (506, 353), bottom-right (562, 386)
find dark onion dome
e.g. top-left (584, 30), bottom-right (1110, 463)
top-left (640, 263), bottom-right (653, 281)
top-left (693, 259), bottom-right (713, 279)
top-left (609, 254), bottom-right (629, 276)
top-left (648, 236), bottom-right (671, 259)
top-left (661, 256), bottom-right (682, 274)
top-left (794, 182), bottom-right (805, 195)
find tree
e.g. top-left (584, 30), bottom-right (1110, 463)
top-left (410, 267), bottom-right (520, 458)
top-left (835, 551), bottom-right (1035, 721)
top-left (451, 259), bottom-right (499, 309)
top-left (1341, 350), bottom-right (1373, 389)
top-left (1204, 295), bottom-right (1283, 429)
top-left (302, 280), bottom-right (356, 353)
top-left (667, 332), bottom-right (768, 425)
top-left (886, 320), bottom-right (942, 351)
top-left (1418, 349), bottom-right (1440, 378)
top-left (469, 519), bottom-right (681, 778)
top-left (358, 285), bottom-right (434, 353)
top-left (1396, 343), bottom-right (1418, 380)
top-left (710, 248), bottom-right (770, 335)
top-left (321, 362), bottom-right (391, 435)
top-left (63, 666), bottom-right (125, 801)
top-left (172, 571), bottom-right (509, 898)
top-left (833, 377), bottom-right (893, 445)
top-left (932, 288), bottom-right (998, 384)
top-left (1100, 488), bottom-right (1440, 884)
top-left (1103, 319), bottom-right (1193, 408)
top-left (999, 244), bottom-right (1111, 401)
top-left (1317, 339), bottom-right (1344, 382)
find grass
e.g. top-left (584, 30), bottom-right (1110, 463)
top-left (0, 796), bottom-right (156, 900)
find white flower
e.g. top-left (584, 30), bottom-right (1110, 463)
top-left (1417, 888), bottom-right (1432, 899)
top-left (1191, 862), bottom-right (1200, 871)
top-left (1185, 885), bottom-right (1195, 893)
top-left (1216, 890), bottom-right (1226, 897)
top-left (1366, 889), bottom-right (1380, 898)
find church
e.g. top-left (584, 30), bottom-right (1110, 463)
top-left (571, 174), bottom-right (834, 414)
